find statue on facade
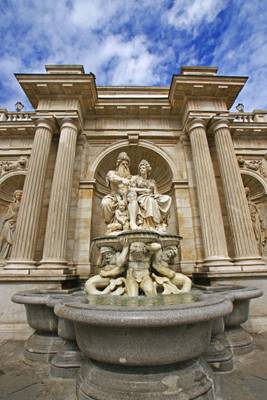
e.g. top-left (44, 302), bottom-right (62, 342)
top-left (102, 154), bottom-right (171, 234)
top-left (245, 187), bottom-right (267, 255)
top-left (0, 190), bottom-right (23, 260)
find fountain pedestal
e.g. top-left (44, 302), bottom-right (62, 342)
top-left (56, 293), bottom-right (232, 400)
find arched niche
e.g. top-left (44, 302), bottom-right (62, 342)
top-left (91, 145), bottom-right (178, 241)
top-left (0, 172), bottom-right (26, 213)
top-left (241, 170), bottom-right (267, 257)
top-left (240, 170), bottom-right (267, 201)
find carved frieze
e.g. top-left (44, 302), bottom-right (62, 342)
top-left (0, 156), bottom-right (28, 177)
top-left (237, 155), bottom-right (267, 179)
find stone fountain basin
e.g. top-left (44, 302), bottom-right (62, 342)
top-left (195, 284), bottom-right (262, 326)
top-left (12, 290), bottom-right (61, 332)
top-left (12, 289), bottom-right (83, 333)
top-left (55, 293), bottom-right (232, 367)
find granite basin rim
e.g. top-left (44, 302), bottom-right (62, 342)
top-left (12, 289), bottom-right (84, 305)
top-left (55, 295), bottom-right (233, 328)
top-left (46, 294), bottom-right (86, 308)
top-left (196, 284), bottom-right (262, 301)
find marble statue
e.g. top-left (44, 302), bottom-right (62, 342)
top-left (127, 159), bottom-right (172, 231)
top-left (85, 237), bottom-right (191, 297)
top-left (107, 199), bottom-right (130, 234)
top-left (245, 187), bottom-right (267, 254)
top-left (151, 245), bottom-right (192, 294)
top-left (84, 239), bottom-right (129, 295)
top-left (101, 152), bottom-right (131, 227)
top-left (102, 154), bottom-right (171, 234)
top-left (85, 152), bottom-right (191, 297)
top-left (0, 190), bottom-right (23, 259)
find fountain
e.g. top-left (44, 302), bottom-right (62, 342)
top-left (12, 152), bottom-right (261, 398)
top-left (55, 153), bottom-right (233, 399)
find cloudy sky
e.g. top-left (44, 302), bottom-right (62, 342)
top-left (0, 0), bottom-right (266, 111)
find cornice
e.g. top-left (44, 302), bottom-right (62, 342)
top-left (169, 73), bottom-right (248, 112)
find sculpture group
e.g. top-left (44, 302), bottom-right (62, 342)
top-left (101, 152), bottom-right (172, 234)
top-left (85, 152), bottom-right (191, 297)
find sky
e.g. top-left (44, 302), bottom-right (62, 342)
top-left (0, 0), bottom-right (266, 111)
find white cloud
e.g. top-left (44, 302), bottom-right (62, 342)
top-left (0, 0), bottom-right (267, 111)
top-left (211, 1), bottom-right (267, 110)
top-left (165, 0), bottom-right (228, 34)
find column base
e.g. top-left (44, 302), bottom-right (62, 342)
top-left (234, 256), bottom-right (267, 269)
top-left (39, 259), bottom-right (73, 270)
top-left (200, 256), bottom-right (234, 271)
top-left (4, 260), bottom-right (36, 270)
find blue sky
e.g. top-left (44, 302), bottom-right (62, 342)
top-left (0, 0), bottom-right (267, 111)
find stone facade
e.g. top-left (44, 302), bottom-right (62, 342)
top-left (0, 64), bottom-right (267, 338)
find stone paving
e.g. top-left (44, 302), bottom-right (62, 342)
top-left (0, 332), bottom-right (267, 400)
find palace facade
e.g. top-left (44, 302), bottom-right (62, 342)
top-left (0, 65), bottom-right (267, 339)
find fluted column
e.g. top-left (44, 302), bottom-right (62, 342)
top-left (41, 118), bottom-right (79, 268)
top-left (211, 119), bottom-right (265, 267)
top-left (6, 118), bottom-right (55, 269)
top-left (188, 119), bottom-right (232, 268)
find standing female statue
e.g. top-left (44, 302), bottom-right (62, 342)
top-left (128, 159), bottom-right (172, 232)
top-left (0, 190), bottom-right (23, 260)
top-left (245, 187), bottom-right (267, 255)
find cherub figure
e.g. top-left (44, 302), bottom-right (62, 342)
top-left (107, 200), bottom-right (130, 234)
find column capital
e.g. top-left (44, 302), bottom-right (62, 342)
top-left (60, 117), bottom-right (79, 130)
top-left (56, 113), bottom-right (82, 132)
top-left (208, 118), bottom-right (230, 134)
top-left (186, 118), bottom-right (206, 135)
top-left (32, 115), bottom-right (57, 132)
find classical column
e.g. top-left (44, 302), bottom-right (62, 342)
top-left (188, 119), bottom-right (232, 268)
top-left (41, 118), bottom-right (79, 269)
top-left (6, 118), bottom-right (55, 269)
top-left (211, 119), bottom-right (265, 267)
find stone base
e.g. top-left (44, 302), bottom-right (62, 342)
top-left (50, 350), bottom-right (83, 378)
top-left (77, 357), bottom-right (215, 400)
top-left (224, 327), bottom-right (254, 355)
top-left (204, 335), bottom-right (233, 373)
top-left (24, 332), bottom-right (65, 363)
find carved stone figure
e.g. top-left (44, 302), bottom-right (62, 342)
top-left (102, 155), bottom-right (172, 234)
top-left (237, 156), bottom-right (260, 172)
top-left (107, 199), bottom-right (130, 234)
top-left (84, 239), bottom-right (129, 295)
top-left (0, 190), bottom-right (23, 260)
top-left (125, 241), bottom-right (159, 296)
top-left (85, 236), bottom-right (192, 297)
top-left (260, 153), bottom-right (267, 178)
top-left (151, 245), bottom-right (192, 294)
top-left (0, 156), bottom-right (28, 176)
top-left (245, 187), bottom-right (267, 254)
top-left (128, 159), bottom-right (172, 232)
top-left (101, 152), bottom-right (131, 225)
